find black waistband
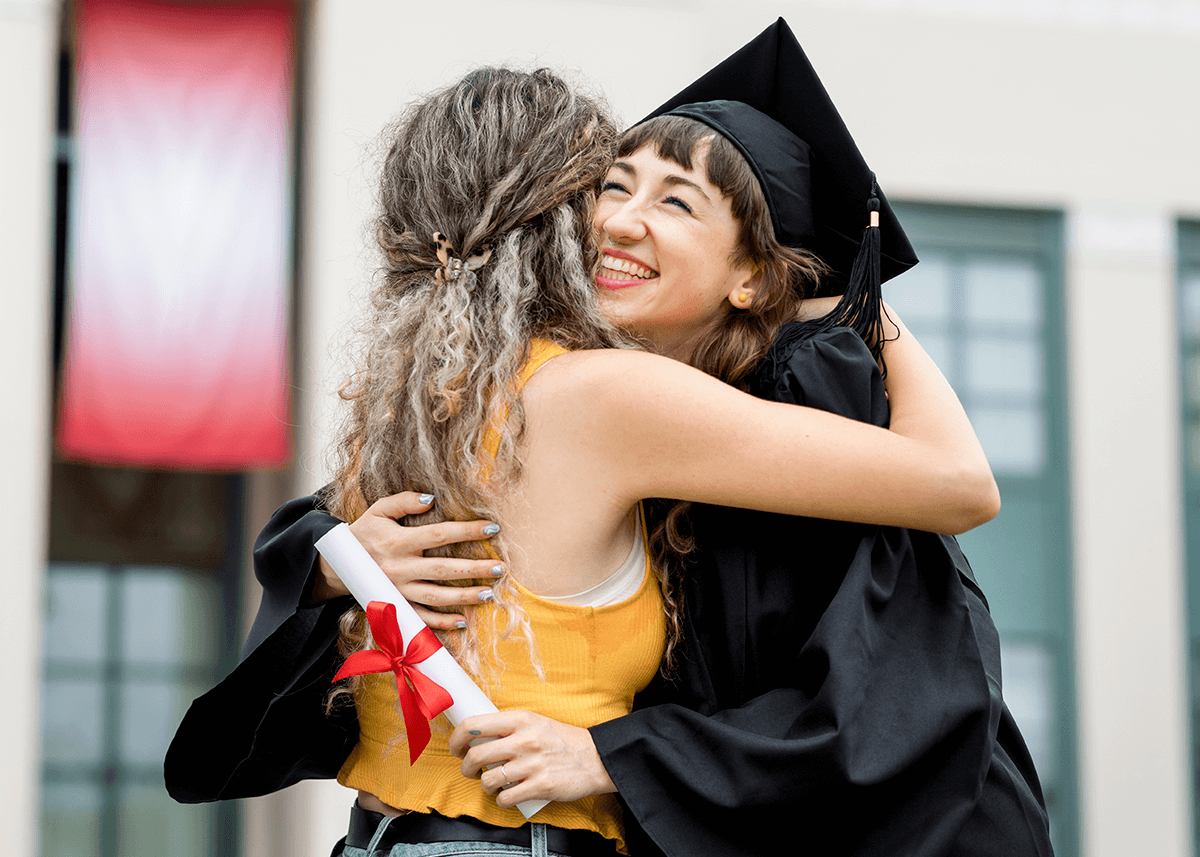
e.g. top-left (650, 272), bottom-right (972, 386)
top-left (345, 804), bottom-right (619, 857)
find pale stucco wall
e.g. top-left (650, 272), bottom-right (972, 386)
top-left (1, 1), bottom-right (59, 854)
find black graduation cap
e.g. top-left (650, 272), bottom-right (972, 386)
top-left (642, 18), bottom-right (918, 353)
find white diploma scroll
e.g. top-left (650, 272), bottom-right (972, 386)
top-left (315, 523), bottom-right (549, 819)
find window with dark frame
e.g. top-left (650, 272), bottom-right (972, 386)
top-left (1177, 218), bottom-right (1200, 857)
top-left (888, 203), bottom-right (1077, 857)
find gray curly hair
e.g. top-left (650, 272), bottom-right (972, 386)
top-left (326, 68), bottom-right (633, 681)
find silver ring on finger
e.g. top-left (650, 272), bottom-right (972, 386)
top-left (500, 764), bottom-right (511, 786)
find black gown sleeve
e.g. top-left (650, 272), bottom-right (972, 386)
top-left (165, 494), bottom-right (358, 802)
top-left (592, 326), bottom-right (1049, 857)
top-left (597, 527), bottom-right (1001, 857)
top-left (243, 494), bottom-right (342, 655)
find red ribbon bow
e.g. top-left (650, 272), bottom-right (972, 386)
top-left (332, 601), bottom-right (454, 764)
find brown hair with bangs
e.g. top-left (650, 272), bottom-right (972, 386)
top-left (619, 116), bottom-right (827, 674)
top-left (618, 115), bottom-right (828, 387)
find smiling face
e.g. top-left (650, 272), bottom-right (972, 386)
top-left (593, 145), bottom-right (758, 361)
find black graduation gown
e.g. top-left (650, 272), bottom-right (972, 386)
top-left (591, 325), bottom-right (1052, 856)
top-left (165, 325), bottom-right (1052, 857)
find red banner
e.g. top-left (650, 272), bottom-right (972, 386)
top-left (59, 0), bottom-right (293, 469)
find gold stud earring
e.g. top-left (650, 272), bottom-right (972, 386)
top-left (738, 292), bottom-right (750, 304)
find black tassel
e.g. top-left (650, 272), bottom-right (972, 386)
top-left (757, 176), bottom-right (894, 392)
top-left (822, 174), bottom-right (890, 374)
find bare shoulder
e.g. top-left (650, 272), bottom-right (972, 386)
top-left (523, 348), bottom-right (744, 438)
top-left (527, 348), bottom-right (728, 402)
top-left (521, 347), bottom-right (764, 475)
top-left (518, 347), bottom-right (753, 510)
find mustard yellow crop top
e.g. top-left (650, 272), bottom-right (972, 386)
top-left (337, 339), bottom-right (667, 853)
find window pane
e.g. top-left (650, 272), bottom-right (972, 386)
top-left (1001, 640), bottom-right (1057, 785)
top-left (902, 330), bottom-right (955, 387)
top-left (41, 783), bottom-right (103, 857)
top-left (41, 679), bottom-right (105, 765)
top-left (886, 255), bottom-right (952, 324)
top-left (118, 784), bottom-right (214, 857)
top-left (1188, 424), bottom-right (1200, 476)
top-left (44, 565), bottom-right (108, 664)
top-left (1185, 354), bottom-right (1200, 410)
top-left (964, 259), bottom-right (1042, 328)
top-left (968, 404), bottom-right (1045, 476)
top-left (1180, 274), bottom-right (1200, 339)
top-left (966, 336), bottom-right (1043, 399)
top-left (958, 495), bottom-right (1051, 635)
top-left (118, 679), bottom-right (211, 766)
top-left (120, 568), bottom-right (220, 666)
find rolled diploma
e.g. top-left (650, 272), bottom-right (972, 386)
top-left (315, 523), bottom-right (548, 819)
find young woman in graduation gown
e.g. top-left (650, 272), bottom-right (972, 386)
top-left (167, 21), bottom-right (1050, 857)
top-left (448, 46), bottom-right (1053, 853)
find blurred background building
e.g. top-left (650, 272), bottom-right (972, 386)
top-left (3, 0), bottom-right (1199, 854)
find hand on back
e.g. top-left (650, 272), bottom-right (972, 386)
top-left (311, 492), bottom-right (502, 630)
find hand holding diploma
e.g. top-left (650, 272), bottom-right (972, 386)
top-left (450, 710), bottom-right (618, 807)
top-left (315, 523), bottom-right (548, 818)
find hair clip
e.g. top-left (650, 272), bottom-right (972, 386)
top-left (432, 232), bottom-right (493, 285)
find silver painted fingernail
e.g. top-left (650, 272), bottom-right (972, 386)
top-left (478, 589), bottom-right (495, 603)
top-left (482, 524), bottom-right (500, 536)
top-left (455, 620), bottom-right (467, 629)
top-left (491, 564), bottom-right (504, 577)
top-left (418, 493), bottom-right (435, 505)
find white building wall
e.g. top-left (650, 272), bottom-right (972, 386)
top-left (6, 1), bottom-right (1194, 855)
top-left (1068, 207), bottom-right (1188, 857)
top-left (1, 2), bottom-right (59, 855)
